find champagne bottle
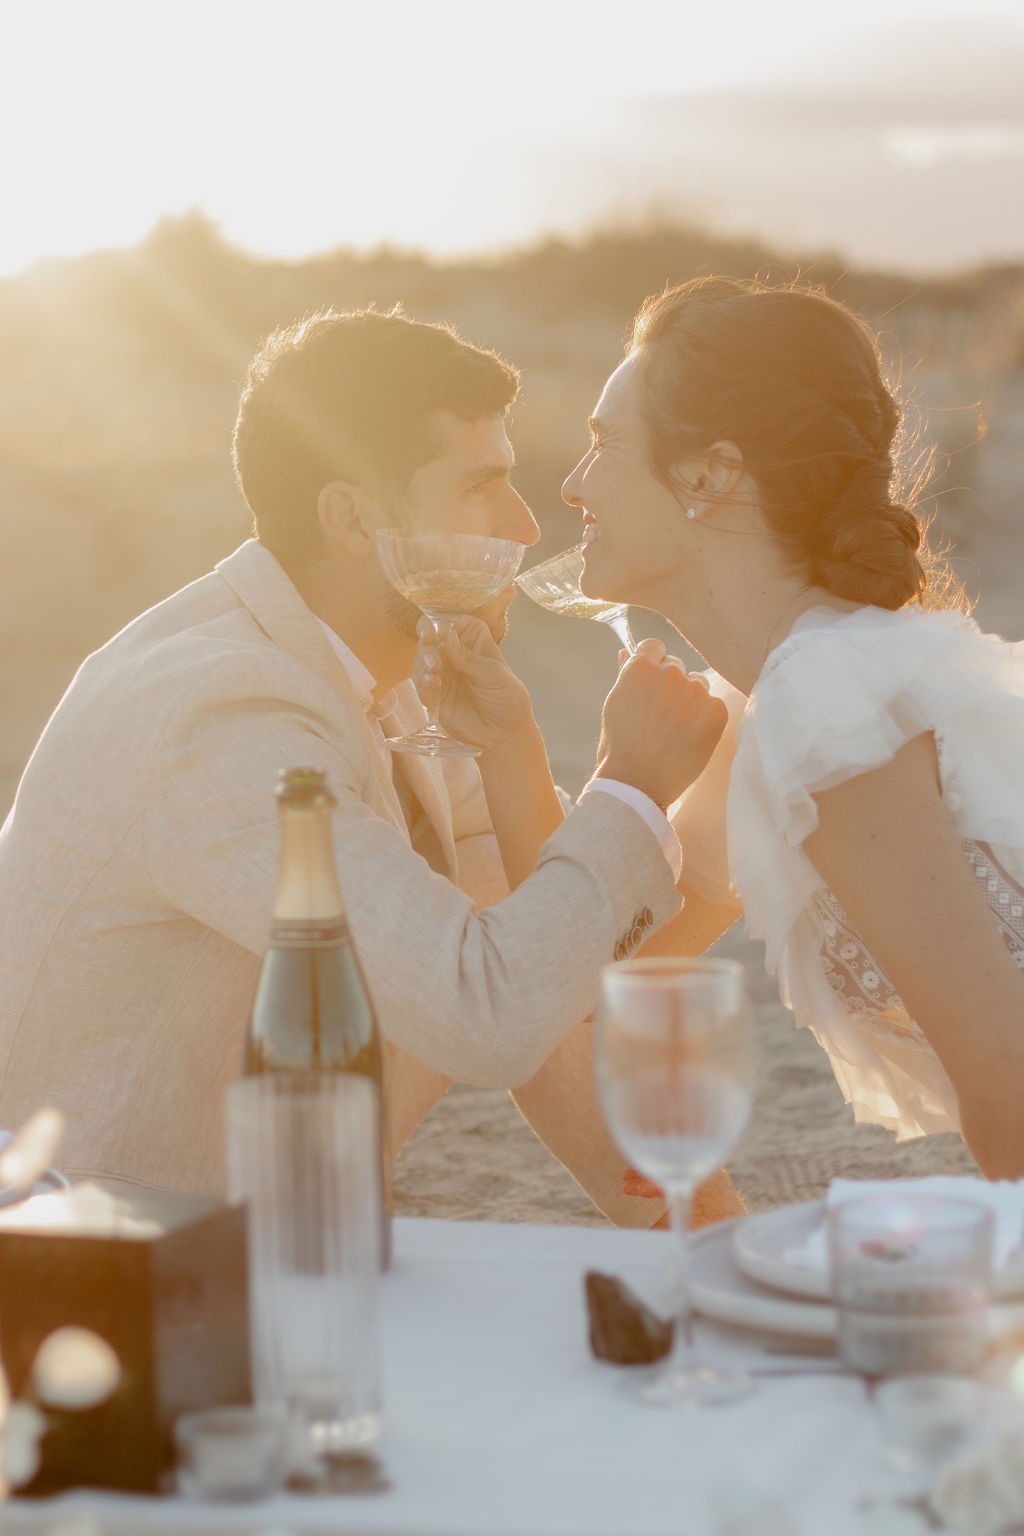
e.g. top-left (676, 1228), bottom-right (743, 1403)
top-left (245, 766), bottom-right (392, 1266)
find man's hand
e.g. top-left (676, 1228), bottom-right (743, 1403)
top-left (413, 615), bottom-right (536, 754)
top-left (593, 639), bottom-right (728, 808)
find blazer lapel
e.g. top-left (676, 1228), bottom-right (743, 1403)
top-left (215, 540), bottom-right (407, 831)
top-left (381, 683), bottom-right (459, 878)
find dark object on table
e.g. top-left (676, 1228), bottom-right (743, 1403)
top-left (0, 1181), bottom-right (250, 1496)
top-left (585, 1270), bottom-right (672, 1365)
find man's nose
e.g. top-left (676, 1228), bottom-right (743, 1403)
top-left (561, 462), bottom-right (583, 507)
top-left (506, 487), bottom-right (541, 546)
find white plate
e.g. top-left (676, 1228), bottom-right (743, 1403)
top-left (692, 1214), bottom-right (1024, 1344)
top-left (733, 1199), bottom-right (1024, 1303)
top-left (691, 1215), bottom-right (837, 1341)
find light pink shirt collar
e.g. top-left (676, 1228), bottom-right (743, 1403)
top-left (316, 619), bottom-right (398, 720)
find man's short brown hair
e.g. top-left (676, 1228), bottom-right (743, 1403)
top-left (233, 306), bottom-right (520, 565)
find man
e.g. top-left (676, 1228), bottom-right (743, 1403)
top-left (0, 307), bottom-right (736, 1222)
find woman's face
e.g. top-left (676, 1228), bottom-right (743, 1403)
top-left (561, 356), bottom-right (695, 609)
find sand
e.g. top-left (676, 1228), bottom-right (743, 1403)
top-left (391, 926), bottom-right (977, 1226)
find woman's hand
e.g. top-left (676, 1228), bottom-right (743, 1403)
top-left (413, 615), bottom-right (536, 755)
top-left (623, 1167), bottom-right (662, 1198)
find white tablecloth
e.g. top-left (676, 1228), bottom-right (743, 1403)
top-left (3, 1217), bottom-right (921, 1536)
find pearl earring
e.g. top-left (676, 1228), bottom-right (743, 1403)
top-left (686, 507), bottom-right (696, 520)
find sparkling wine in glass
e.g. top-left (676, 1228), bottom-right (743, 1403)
top-left (595, 958), bottom-right (755, 1408)
top-left (375, 530), bottom-right (525, 757)
top-left (515, 545), bottom-right (637, 654)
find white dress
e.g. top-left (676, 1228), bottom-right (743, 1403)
top-left (672, 605), bottom-right (1024, 1141)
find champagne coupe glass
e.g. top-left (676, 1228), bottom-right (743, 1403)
top-left (595, 958), bottom-right (755, 1408)
top-left (515, 545), bottom-right (637, 654)
top-left (375, 529), bottom-right (525, 757)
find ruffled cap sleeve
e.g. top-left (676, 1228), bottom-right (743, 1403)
top-left (730, 606), bottom-right (989, 966)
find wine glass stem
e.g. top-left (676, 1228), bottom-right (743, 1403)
top-left (421, 615), bottom-right (452, 734)
top-left (665, 1184), bottom-right (697, 1371)
top-left (602, 611), bottom-right (637, 655)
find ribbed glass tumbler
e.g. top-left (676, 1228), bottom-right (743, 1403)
top-left (226, 1073), bottom-right (383, 1464)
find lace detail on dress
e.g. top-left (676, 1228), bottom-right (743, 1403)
top-left (811, 838), bottom-right (1024, 1043)
top-left (963, 840), bottom-right (1024, 968)
top-left (810, 889), bottom-right (921, 1042)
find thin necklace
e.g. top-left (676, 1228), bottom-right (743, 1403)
top-left (759, 586), bottom-right (813, 670)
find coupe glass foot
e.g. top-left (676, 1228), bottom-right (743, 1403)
top-left (386, 729), bottom-right (480, 758)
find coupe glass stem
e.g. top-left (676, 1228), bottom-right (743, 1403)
top-left (599, 611), bottom-right (637, 655)
top-left (420, 615), bottom-right (452, 738)
top-left (665, 1183), bottom-right (697, 1377)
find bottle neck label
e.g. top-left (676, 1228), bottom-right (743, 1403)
top-left (268, 917), bottom-right (351, 950)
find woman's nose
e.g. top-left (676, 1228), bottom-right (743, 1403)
top-left (561, 462), bottom-right (583, 507)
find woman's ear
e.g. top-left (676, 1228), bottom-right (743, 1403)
top-left (705, 440), bottom-right (745, 498)
top-left (667, 454), bottom-right (709, 508)
top-left (669, 440), bottom-right (749, 523)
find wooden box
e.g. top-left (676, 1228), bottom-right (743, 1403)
top-left (0, 1182), bottom-right (250, 1494)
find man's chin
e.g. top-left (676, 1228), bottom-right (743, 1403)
top-left (476, 588), bottom-right (514, 645)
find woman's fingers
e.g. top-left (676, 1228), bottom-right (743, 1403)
top-left (623, 1168), bottom-right (663, 1198)
top-left (633, 637), bottom-right (667, 664)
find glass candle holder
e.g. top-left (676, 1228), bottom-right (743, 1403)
top-left (828, 1195), bottom-right (995, 1378)
top-left (174, 1404), bottom-right (287, 1501)
top-left (874, 1373), bottom-right (985, 1475)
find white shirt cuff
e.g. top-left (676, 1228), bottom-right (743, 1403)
top-left (580, 779), bottom-right (682, 881)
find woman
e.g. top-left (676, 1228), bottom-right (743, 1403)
top-left (557, 276), bottom-right (1024, 1179)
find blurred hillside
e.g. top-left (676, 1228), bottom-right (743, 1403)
top-left (3, 213), bottom-right (1024, 814)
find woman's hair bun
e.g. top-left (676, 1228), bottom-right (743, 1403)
top-left (813, 462), bottom-right (925, 608)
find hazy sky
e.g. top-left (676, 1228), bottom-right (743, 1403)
top-left (2, 0), bottom-right (1022, 276)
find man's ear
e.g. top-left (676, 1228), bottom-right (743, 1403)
top-left (317, 480), bottom-right (379, 557)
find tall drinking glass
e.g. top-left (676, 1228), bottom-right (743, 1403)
top-left (375, 529), bottom-right (525, 757)
top-left (226, 1074), bottom-right (383, 1463)
top-left (595, 958), bottom-right (755, 1407)
top-left (515, 545), bottom-right (637, 654)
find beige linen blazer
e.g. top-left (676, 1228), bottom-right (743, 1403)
top-left (0, 541), bottom-right (680, 1215)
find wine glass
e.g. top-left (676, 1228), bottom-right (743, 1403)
top-left (374, 529), bottom-right (525, 757)
top-left (515, 545), bottom-right (637, 654)
top-left (595, 958), bottom-right (755, 1408)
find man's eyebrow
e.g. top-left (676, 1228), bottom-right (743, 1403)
top-left (458, 459), bottom-right (515, 487)
top-left (588, 415), bottom-right (605, 436)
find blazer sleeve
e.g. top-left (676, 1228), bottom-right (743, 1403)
top-left (143, 655), bottom-right (681, 1088)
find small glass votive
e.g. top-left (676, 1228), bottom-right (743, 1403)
top-left (828, 1195), bottom-right (995, 1378)
top-left (875, 1374), bottom-right (984, 1474)
top-left (174, 1404), bottom-right (287, 1501)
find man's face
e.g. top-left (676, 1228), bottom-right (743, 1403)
top-left (561, 357), bottom-right (691, 610)
top-left (384, 412), bottom-right (540, 642)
